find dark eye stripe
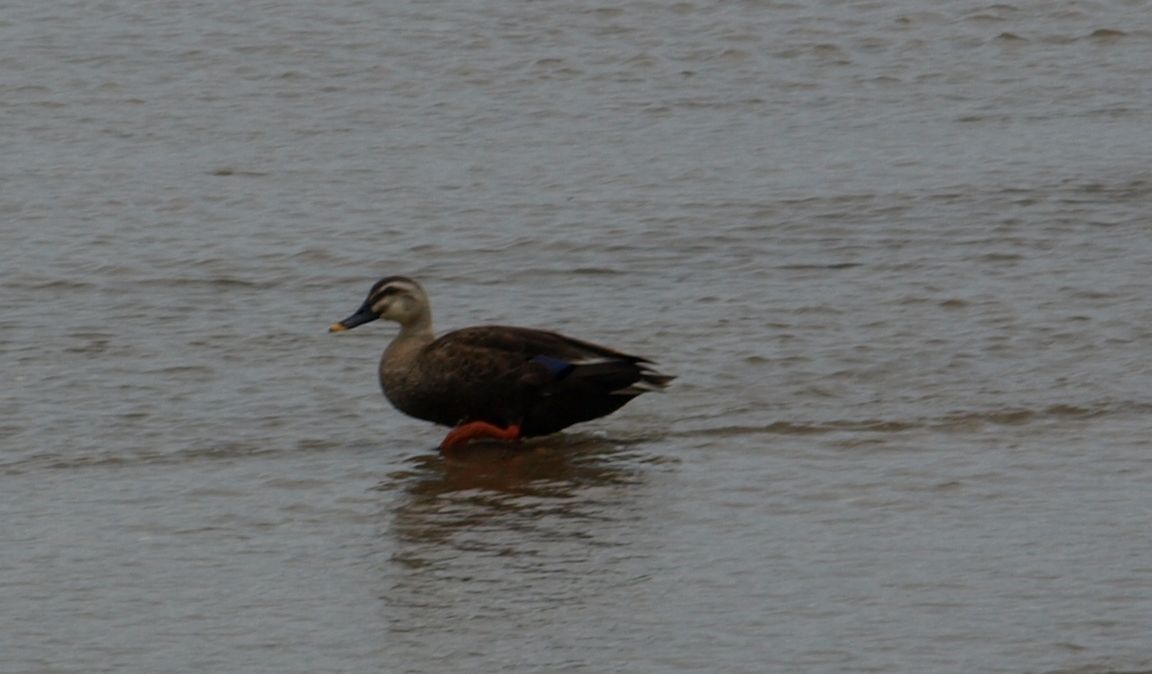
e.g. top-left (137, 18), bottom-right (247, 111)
top-left (369, 285), bottom-right (402, 305)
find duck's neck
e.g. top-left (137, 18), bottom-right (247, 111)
top-left (396, 316), bottom-right (434, 343)
top-left (382, 315), bottom-right (434, 391)
top-left (389, 313), bottom-right (435, 352)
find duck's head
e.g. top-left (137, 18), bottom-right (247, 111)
top-left (329, 276), bottom-right (430, 332)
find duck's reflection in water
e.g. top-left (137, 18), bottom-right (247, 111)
top-left (393, 434), bottom-right (648, 493)
top-left (373, 435), bottom-right (673, 646)
top-left (378, 434), bottom-right (660, 545)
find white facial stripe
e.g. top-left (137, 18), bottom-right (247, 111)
top-left (369, 282), bottom-right (420, 313)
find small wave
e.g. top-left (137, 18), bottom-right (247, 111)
top-left (0, 438), bottom-right (350, 476)
top-left (1087, 28), bottom-right (1127, 41)
top-left (680, 402), bottom-right (1146, 439)
top-left (699, 419), bottom-right (918, 437)
top-left (132, 276), bottom-right (270, 288)
top-left (1042, 662), bottom-right (1152, 674)
top-left (509, 267), bottom-right (626, 279)
top-left (778, 262), bottom-right (862, 271)
top-left (209, 167), bottom-right (270, 177)
top-left (5, 278), bottom-right (95, 291)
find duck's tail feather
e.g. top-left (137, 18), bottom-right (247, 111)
top-left (530, 354), bottom-right (674, 396)
top-left (613, 366), bottom-right (675, 395)
top-left (567, 357), bottom-right (674, 395)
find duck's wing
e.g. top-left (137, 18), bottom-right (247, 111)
top-left (435, 325), bottom-right (646, 361)
top-left (425, 326), bottom-right (673, 436)
top-left (432, 326), bottom-right (669, 386)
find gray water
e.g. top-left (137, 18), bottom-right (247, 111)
top-left (5, 0), bottom-right (1152, 672)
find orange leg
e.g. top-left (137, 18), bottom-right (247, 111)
top-left (440, 421), bottom-right (522, 451)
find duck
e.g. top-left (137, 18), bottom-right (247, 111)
top-left (329, 276), bottom-right (673, 451)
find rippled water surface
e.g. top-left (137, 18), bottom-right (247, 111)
top-left (5, 0), bottom-right (1152, 672)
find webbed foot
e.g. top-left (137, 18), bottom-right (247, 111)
top-left (440, 422), bottom-right (522, 452)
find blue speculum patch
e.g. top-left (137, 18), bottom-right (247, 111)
top-left (530, 355), bottom-right (575, 379)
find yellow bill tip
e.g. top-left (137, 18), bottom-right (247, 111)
top-left (328, 323), bottom-right (347, 333)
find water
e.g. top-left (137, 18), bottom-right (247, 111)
top-left (4, 0), bottom-right (1152, 671)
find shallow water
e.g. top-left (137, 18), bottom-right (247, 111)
top-left (5, 0), bottom-right (1152, 672)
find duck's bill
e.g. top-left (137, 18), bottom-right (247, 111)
top-left (329, 304), bottom-right (378, 333)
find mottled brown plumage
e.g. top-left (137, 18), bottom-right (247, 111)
top-left (329, 276), bottom-right (672, 447)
